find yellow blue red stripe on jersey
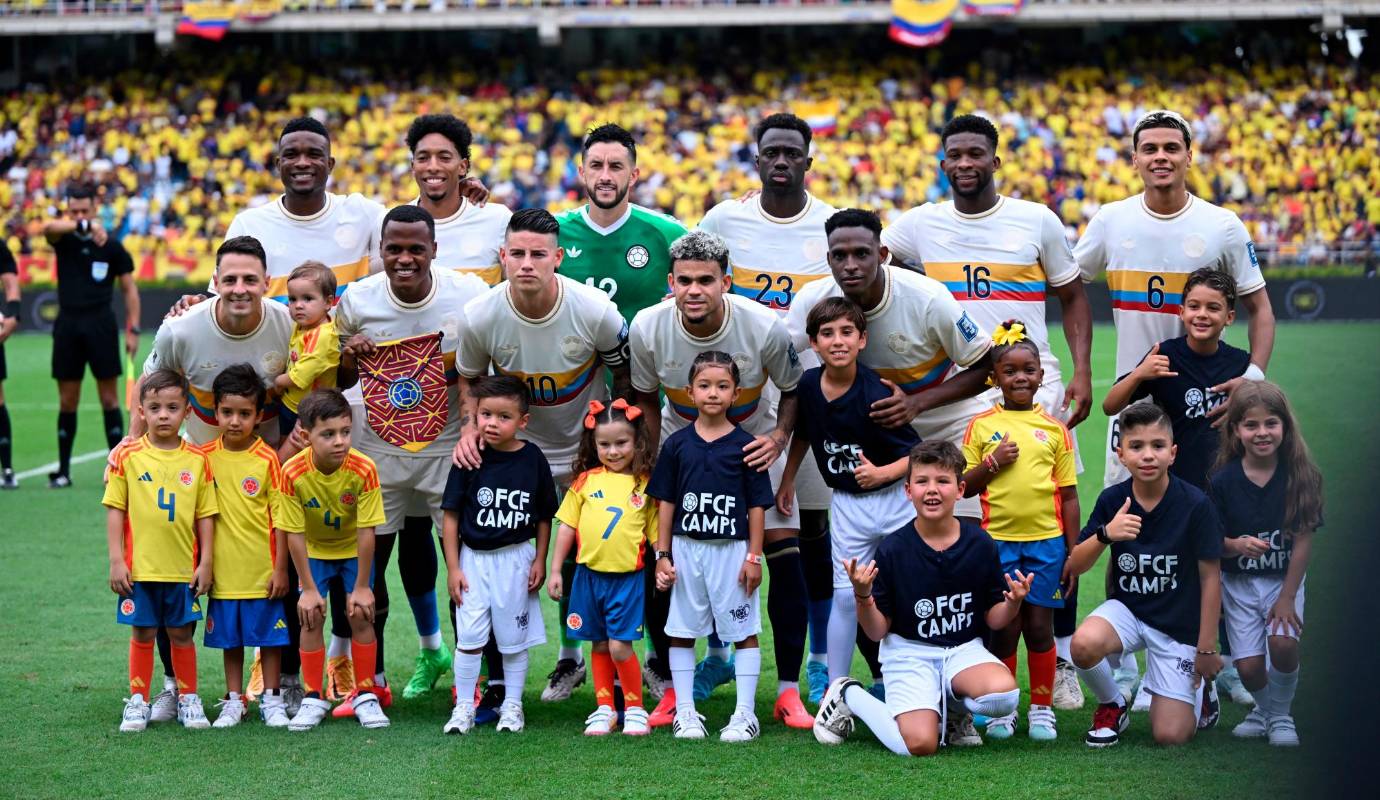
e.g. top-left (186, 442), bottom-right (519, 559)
top-left (1107, 269), bottom-right (1186, 315)
top-left (728, 267), bottom-right (832, 311)
top-left (457, 264), bottom-right (503, 287)
top-left (494, 355), bottom-right (600, 407)
top-left (267, 256), bottom-right (372, 303)
top-left (924, 261), bottom-right (1047, 303)
top-left (873, 352), bottom-right (953, 395)
top-left (665, 381), bottom-right (765, 423)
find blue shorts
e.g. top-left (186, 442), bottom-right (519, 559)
top-left (277, 404), bottom-right (299, 439)
top-left (994, 538), bottom-right (1067, 609)
top-left (567, 565), bottom-right (644, 642)
top-left (204, 597), bottom-right (291, 649)
top-left (117, 582), bottom-right (202, 628)
top-left (308, 556), bottom-right (372, 598)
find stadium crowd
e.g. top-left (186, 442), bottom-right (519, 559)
top-left (1, 42), bottom-right (1376, 281)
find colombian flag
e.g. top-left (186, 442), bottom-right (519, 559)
top-left (889, 0), bottom-right (960, 48)
top-left (963, 0), bottom-right (1024, 16)
top-left (176, 2), bottom-right (236, 41)
top-left (793, 99), bottom-right (840, 136)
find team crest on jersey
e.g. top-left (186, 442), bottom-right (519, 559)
top-left (566, 613), bottom-right (583, 631)
top-left (333, 225), bottom-right (360, 250)
top-left (560, 336), bottom-right (589, 360)
top-left (359, 332), bottom-right (448, 452)
top-left (730, 352), bottom-right (753, 373)
top-left (1182, 234), bottom-right (1207, 259)
top-left (914, 599), bottom-right (936, 619)
top-left (1118, 553), bottom-right (1138, 573)
top-left (91, 260), bottom-right (109, 282)
top-left (681, 492), bottom-right (699, 512)
top-left (729, 604), bottom-right (751, 623)
top-left (340, 492), bottom-right (356, 506)
top-left (629, 492), bottom-right (645, 510)
top-left (477, 488), bottom-right (494, 507)
top-left (262, 350), bottom-right (286, 375)
top-left (179, 470), bottom-right (194, 487)
top-left (956, 312), bottom-right (979, 343)
top-left (241, 476), bottom-right (261, 497)
top-left (802, 236), bottom-right (827, 263)
top-left (887, 331), bottom-right (910, 354)
top-left (625, 245), bottom-right (651, 269)
top-left (1033, 429), bottom-right (1049, 443)
top-left (206, 616), bottom-right (215, 635)
top-left (120, 599), bottom-right (135, 616)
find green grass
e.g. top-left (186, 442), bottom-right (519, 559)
top-left (2, 322), bottom-right (1376, 798)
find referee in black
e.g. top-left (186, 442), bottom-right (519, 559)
top-left (41, 182), bottom-right (140, 488)
top-left (0, 240), bottom-right (18, 488)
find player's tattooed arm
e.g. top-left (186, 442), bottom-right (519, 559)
top-left (608, 359), bottom-right (634, 403)
top-left (451, 374), bottom-right (484, 470)
top-left (634, 389), bottom-right (662, 447)
top-left (871, 351), bottom-right (994, 428)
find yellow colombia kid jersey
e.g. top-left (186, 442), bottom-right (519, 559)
top-left (962, 403), bottom-right (1076, 541)
top-left (200, 436), bottom-right (283, 599)
top-left (556, 468), bottom-right (658, 573)
top-left (102, 436), bottom-right (219, 583)
top-left (283, 318), bottom-right (341, 412)
top-left (277, 447), bottom-right (386, 559)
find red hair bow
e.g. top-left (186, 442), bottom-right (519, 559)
top-left (584, 398), bottom-right (642, 429)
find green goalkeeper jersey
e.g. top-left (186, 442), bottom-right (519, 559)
top-left (555, 204), bottom-right (688, 322)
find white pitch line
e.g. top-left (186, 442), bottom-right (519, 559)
top-left (14, 449), bottom-right (110, 481)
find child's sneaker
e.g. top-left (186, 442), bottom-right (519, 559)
top-left (177, 694), bottom-right (210, 729)
top-left (691, 654), bottom-right (734, 701)
top-left (260, 693), bottom-right (290, 728)
top-left (648, 689), bottom-right (677, 728)
top-left (1085, 700), bottom-right (1129, 748)
top-left (149, 676), bottom-right (178, 722)
top-left (443, 703), bottom-right (476, 735)
top-left (984, 709), bottom-right (1017, 740)
top-left (326, 655), bottom-right (355, 701)
top-left (773, 686), bottom-right (813, 730)
top-left (402, 647), bottom-right (452, 701)
top-left (353, 692), bottom-right (391, 729)
top-left (719, 710), bottom-right (761, 743)
top-left (642, 659), bottom-right (669, 702)
top-left (1267, 715), bottom-right (1300, 747)
top-left (1052, 658), bottom-right (1085, 710)
top-left (623, 706), bottom-right (651, 736)
top-left (540, 658), bottom-right (586, 702)
top-left (1, 468), bottom-right (17, 489)
top-left (120, 695), bottom-right (150, 732)
top-left (806, 660), bottom-right (829, 704)
top-left (333, 684), bottom-right (394, 718)
top-left (280, 675), bottom-right (305, 717)
top-left (474, 681), bottom-right (504, 725)
top-left (288, 697), bottom-right (332, 731)
top-left (1197, 679), bottom-right (1221, 730)
top-left (495, 700), bottom-right (524, 733)
top-left (672, 710), bottom-right (708, 740)
top-left (212, 695), bottom-right (246, 729)
top-left (1233, 707), bottom-right (1268, 738)
top-left (945, 712), bottom-right (983, 746)
top-left (813, 677), bottom-right (858, 745)
top-left (584, 704), bottom-right (618, 736)
top-left (1028, 704), bottom-right (1057, 741)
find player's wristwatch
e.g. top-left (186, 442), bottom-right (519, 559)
top-left (655, 550), bottom-right (673, 564)
top-left (744, 553), bottom-right (763, 565)
top-left (1095, 525), bottom-right (1112, 544)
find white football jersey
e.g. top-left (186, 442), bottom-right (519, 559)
top-left (458, 275), bottom-right (629, 477)
top-left (143, 298), bottom-right (293, 445)
top-left (698, 193), bottom-right (837, 313)
top-left (1074, 193), bottom-right (1264, 376)
top-left (333, 268), bottom-right (489, 459)
top-left (222, 193), bottom-right (385, 302)
top-left (883, 196), bottom-right (1079, 383)
top-left (421, 197), bottom-right (512, 287)
top-left (630, 293), bottom-right (803, 439)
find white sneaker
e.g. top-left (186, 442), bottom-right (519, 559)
top-left (1028, 704), bottom-right (1058, 741)
top-left (212, 696), bottom-right (246, 728)
top-left (259, 693), bottom-right (290, 728)
top-left (584, 704), bottom-right (617, 736)
top-left (945, 712), bottom-right (983, 746)
top-left (288, 697), bottom-right (332, 731)
top-left (623, 706), bottom-right (650, 736)
top-left (1267, 715), bottom-right (1300, 747)
top-left (353, 692), bottom-right (391, 729)
top-left (1052, 658), bottom-right (1085, 710)
top-left (149, 677), bottom-right (178, 723)
top-left (642, 662), bottom-right (668, 702)
top-left (984, 710), bottom-right (1017, 740)
top-left (1233, 707), bottom-right (1268, 738)
top-left (280, 675), bottom-right (305, 717)
top-left (719, 710), bottom-right (761, 743)
top-left (540, 658), bottom-right (586, 703)
top-left (120, 694), bottom-right (150, 732)
top-left (443, 703), bottom-right (476, 735)
top-left (1216, 665), bottom-right (1254, 706)
top-left (672, 710), bottom-right (708, 740)
top-left (813, 677), bottom-right (858, 745)
top-left (177, 693), bottom-right (210, 729)
top-left (1130, 683), bottom-right (1153, 712)
top-left (495, 700), bottom-right (524, 733)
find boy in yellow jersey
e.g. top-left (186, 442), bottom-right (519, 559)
top-left (201, 364), bottom-right (292, 728)
top-left (274, 261), bottom-right (340, 443)
top-left (105, 369), bottom-right (218, 732)
top-left (276, 388), bottom-right (389, 731)
top-left (961, 322), bottom-right (1079, 741)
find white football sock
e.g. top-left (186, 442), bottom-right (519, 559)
top-left (1055, 635), bottom-right (1072, 662)
top-left (670, 646), bottom-right (697, 717)
top-left (964, 689), bottom-right (1020, 718)
top-left (502, 651), bottom-right (528, 706)
top-left (328, 635), bottom-right (350, 659)
top-left (809, 652), bottom-right (827, 665)
top-left (843, 683), bottom-right (910, 756)
top-left (453, 651), bottom-right (482, 710)
top-left (827, 588), bottom-right (858, 683)
top-left (734, 647), bottom-right (760, 716)
top-left (707, 645), bottom-right (731, 661)
top-left (1266, 665), bottom-right (1298, 717)
top-left (778, 681), bottom-right (798, 697)
top-left (558, 645), bottom-right (584, 663)
top-left (1077, 658), bottom-right (1125, 706)
top-left (419, 632), bottom-right (443, 651)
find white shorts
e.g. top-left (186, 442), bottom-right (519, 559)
top-left (1222, 572), bottom-right (1305, 659)
top-left (879, 635), bottom-right (1002, 716)
top-left (912, 395), bottom-right (987, 520)
top-left (977, 377), bottom-right (1084, 474)
top-left (368, 450), bottom-right (449, 535)
top-left (1090, 599), bottom-right (1199, 706)
top-left (830, 481), bottom-right (915, 589)
top-left (454, 541), bottom-right (547, 654)
top-left (665, 537), bottom-right (761, 642)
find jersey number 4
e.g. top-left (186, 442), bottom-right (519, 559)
top-left (157, 487), bottom-right (176, 522)
top-left (323, 511), bottom-right (343, 530)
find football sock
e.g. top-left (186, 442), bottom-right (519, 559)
top-left (129, 638), bottom-right (155, 699)
top-left (765, 537), bottom-right (807, 684)
top-left (559, 645), bottom-right (583, 663)
top-left (592, 651), bottom-right (616, 708)
top-left (102, 407), bottom-right (124, 449)
top-left (808, 599), bottom-right (831, 656)
top-left (56, 410), bottom-right (76, 475)
top-left (1028, 646), bottom-right (1056, 707)
top-left (484, 634), bottom-right (505, 683)
top-left (963, 690), bottom-right (1019, 718)
top-left (300, 648), bottom-right (325, 697)
top-left (809, 652), bottom-right (827, 665)
top-left (843, 682), bottom-right (911, 756)
top-left (1055, 635), bottom-right (1073, 663)
top-left (398, 516), bottom-right (441, 644)
top-left (0, 403), bottom-right (12, 470)
top-left (453, 651), bottom-right (482, 709)
top-left (351, 640), bottom-right (378, 693)
top-left (171, 642), bottom-right (198, 695)
top-left (1077, 658), bottom-right (1124, 706)
top-left (502, 651), bottom-right (528, 706)
top-left (1001, 653), bottom-right (1018, 676)
top-left (827, 588), bottom-right (857, 683)
top-left (733, 647), bottom-right (760, 716)
top-left (1267, 665), bottom-right (1298, 717)
top-left (670, 646), bottom-right (697, 717)
top-left (1250, 686), bottom-right (1272, 715)
top-left (706, 633), bottom-right (730, 661)
top-left (408, 591), bottom-right (442, 647)
top-left (155, 626), bottom-right (175, 678)
top-left (613, 652), bottom-right (643, 709)
top-left (857, 630), bottom-right (883, 681)
top-left (327, 635), bottom-right (350, 659)
top-left (778, 681), bottom-right (798, 697)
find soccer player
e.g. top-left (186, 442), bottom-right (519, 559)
top-left (200, 364), bottom-right (291, 728)
top-left (43, 182), bottom-right (141, 488)
top-left (630, 230), bottom-right (807, 729)
top-left (0, 240), bottom-right (17, 488)
top-left (407, 113), bottom-right (512, 286)
top-left (106, 369), bottom-right (217, 732)
top-left (334, 205), bottom-right (489, 710)
top-left (555, 123), bottom-right (688, 322)
top-left (277, 389), bottom-right (389, 731)
top-left (698, 112), bottom-right (837, 708)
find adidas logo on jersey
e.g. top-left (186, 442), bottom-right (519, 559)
top-left (274, 619), bottom-right (287, 629)
top-left (306, 497), bottom-right (322, 509)
top-left (591, 489), bottom-right (604, 499)
top-left (138, 472), bottom-right (153, 482)
top-left (565, 247), bottom-right (583, 258)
